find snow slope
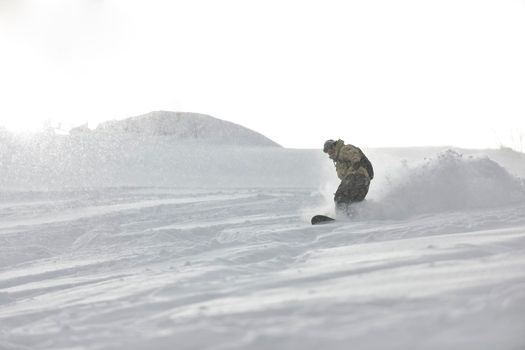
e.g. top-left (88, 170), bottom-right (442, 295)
top-left (0, 133), bottom-right (320, 190)
top-left (1, 135), bottom-right (525, 349)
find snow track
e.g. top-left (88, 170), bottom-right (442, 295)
top-left (1, 188), bottom-right (524, 350)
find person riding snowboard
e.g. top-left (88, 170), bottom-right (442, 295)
top-left (323, 139), bottom-right (374, 215)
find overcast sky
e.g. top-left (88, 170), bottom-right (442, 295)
top-left (1, 0), bottom-right (524, 150)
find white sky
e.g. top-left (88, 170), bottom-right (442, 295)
top-left (1, 0), bottom-right (524, 150)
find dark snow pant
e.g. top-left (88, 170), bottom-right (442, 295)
top-left (334, 173), bottom-right (370, 215)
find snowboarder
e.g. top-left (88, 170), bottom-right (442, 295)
top-left (323, 139), bottom-right (374, 216)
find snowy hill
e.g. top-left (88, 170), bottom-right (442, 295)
top-left (1, 127), bottom-right (525, 349)
top-left (87, 111), bottom-right (281, 147)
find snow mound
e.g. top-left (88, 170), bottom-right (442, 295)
top-left (91, 111), bottom-right (281, 147)
top-left (361, 150), bottom-right (525, 219)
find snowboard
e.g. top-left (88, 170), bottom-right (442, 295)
top-left (311, 215), bottom-right (336, 225)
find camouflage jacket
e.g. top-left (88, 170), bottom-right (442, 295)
top-left (330, 140), bottom-right (371, 180)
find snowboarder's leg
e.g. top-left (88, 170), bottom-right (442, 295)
top-left (334, 174), bottom-right (370, 216)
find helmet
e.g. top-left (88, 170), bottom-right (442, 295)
top-left (323, 139), bottom-right (336, 153)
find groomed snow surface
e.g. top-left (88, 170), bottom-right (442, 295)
top-left (1, 144), bottom-right (525, 350)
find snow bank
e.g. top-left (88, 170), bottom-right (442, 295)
top-left (359, 150), bottom-right (525, 219)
